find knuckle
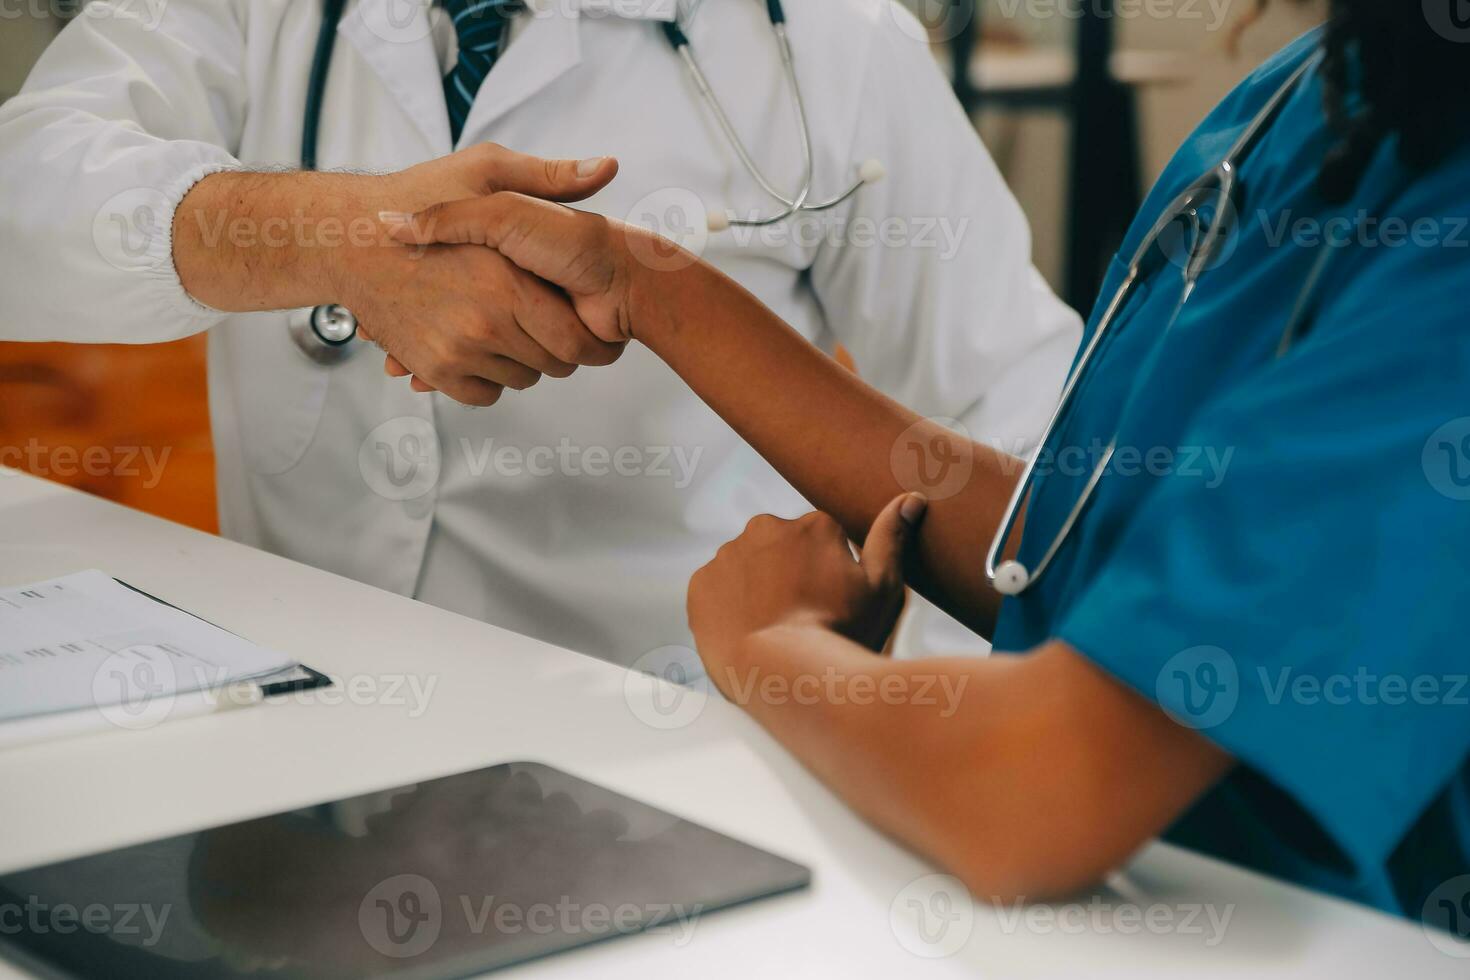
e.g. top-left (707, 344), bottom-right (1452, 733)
top-left (470, 142), bottom-right (502, 175)
top-left (810, 511), bottom-right (843, 535)
top-left (447, 328), bottom-right (480, 360)
top-left (743, 513), bottom-right (777, 536)
top-left (424, 333), bottom-right (456, 366)
top-left (472, 315), bottom-right (505, 347)
top-left (688, 564), bottom-right (711, 599)
top-left (549, 332), bottom-right (588, 365)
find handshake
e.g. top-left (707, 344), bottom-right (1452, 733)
top-left (176, 144), bottom-right (688, 406)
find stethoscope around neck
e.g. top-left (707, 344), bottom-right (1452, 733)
top-left (289, 0), bottom-right (357, 364)
top-left (288, 0), bottom-right (884, 362)
top-left (984, 51), bottom-right (1326, 598)
top-left (660, 0), bottom-right (885, 232)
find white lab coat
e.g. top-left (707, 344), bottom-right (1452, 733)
top-left (0, 0), bottom-right (1080, 666)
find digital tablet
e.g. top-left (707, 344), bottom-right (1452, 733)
top-left (0, 761), bottom-right (810, 979)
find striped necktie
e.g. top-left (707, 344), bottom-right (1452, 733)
top-left (442, 0), bottom-right (522, 143)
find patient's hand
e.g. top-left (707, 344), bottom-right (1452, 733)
top-left (687, 493), bottom-right (928, 692)
top-left (383, 185), bottom-right (677, 351)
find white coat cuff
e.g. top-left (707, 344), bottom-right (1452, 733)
top-left (139, 160), bottom-right (242, 326)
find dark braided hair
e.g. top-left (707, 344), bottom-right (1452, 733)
top-left (1251, 2), bottom-right (1470, 202)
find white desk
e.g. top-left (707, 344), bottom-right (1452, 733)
top-left (0, 471), bottom-right (1458, 977)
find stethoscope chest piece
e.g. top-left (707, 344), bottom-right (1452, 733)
top-left (289, 304), bottom-right (359, 365)
top-left (991, 561), bottom-right (1031, 597)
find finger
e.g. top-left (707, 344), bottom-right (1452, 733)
top-left (386, 195), bottom-right (590, 277)
top-left (488, 310), bottom-right (582, 378)
top-left (384, 355), bottom-right (410, 377)
top-left (410, 376), bottom-right (437, 393)
top-left (385, 196), bottom-right (620, 315)
top-left (461, 353), bottom-right (543, 392)
top-left (859, 493), bottom-right (927, 592)
top-left (466, 144), bottom-right (619, 202)
top-left (466, 257), bottom-right (583, 377)
top-left (739, 513), bottom-right (797, 544)
top-left (433, 376), bottom-right (504, 407)
top-left (385, 195), bottom-right (529, 247)
top-left (514, 273), bottom-right (624, 368)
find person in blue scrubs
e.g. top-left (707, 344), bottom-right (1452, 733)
top-left (378, 2), bottom-right (1470, 927)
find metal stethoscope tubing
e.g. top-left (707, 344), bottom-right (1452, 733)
top-left (292, 0), bottom-right (889, 359)
top-left (662, 10), bottom-right (884, 232)
top-left (983, 51), bottom-right (1324, 599)
top-left (294, 0), bottom-right (359, 361)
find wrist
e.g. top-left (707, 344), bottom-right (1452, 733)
top-left (293, 172), bottom-right (401, 308)
top-left (621, 233), bottom-right (706, 351)
top-left (703, 616), bottom-right (832, 699)
top-left (172, 170), bottom-right (393, 312)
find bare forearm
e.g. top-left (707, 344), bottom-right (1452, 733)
top-left (719, 625), bottom-right (1037, 895)
top-left (171, 170), bottom-right (395, 312)
top-left (722, 629), bottom-right (1234, 901)
top-left (632, 259), bottom-right (1020, 635)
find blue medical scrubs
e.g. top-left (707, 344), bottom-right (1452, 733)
top-left (993, 30), bottom-right (1470, 923)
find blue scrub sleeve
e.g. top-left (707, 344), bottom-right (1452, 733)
top-left (1055, 234), bottom-right (1470, 879)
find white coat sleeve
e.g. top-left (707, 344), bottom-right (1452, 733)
top-left (0, 0), bottom-right (249, 343)
top-left (809, 6), bottom-right (1081, 459)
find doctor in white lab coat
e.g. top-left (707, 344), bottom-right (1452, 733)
top-left (0, 0), bottom-right (1079, 666)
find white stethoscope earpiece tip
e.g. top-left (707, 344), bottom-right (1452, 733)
top-left (858, 158), bottom-right (886, 184)
top-left (992, 560), bottom-right (1030, 597)
top-left (706, 209), bottom-right (732, 233)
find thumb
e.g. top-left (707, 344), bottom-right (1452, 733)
top-left (860, 492), bottom-right (927, 591)
top-left (464, 144), bottom-right (619, 202)
top-left (384, 195), bottom-right (617, 303)
top-left (382, 197), bottom-right (506, 247)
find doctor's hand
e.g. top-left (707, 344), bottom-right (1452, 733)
top-left (341, 146), bottom-right (628, 405)
top-left (685, 493), bottom-right (928, 693)
top-left (382, 187), bottom-right (680, 348)
top-left (174, 144), bottom-right (627, 407)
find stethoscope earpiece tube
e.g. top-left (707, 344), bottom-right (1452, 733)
top-left (297, 0), bottom-right (355, 360)
top-left (661, 20), bottom-right (689, 49)
top-left (662, 0), bottom-right (878, 231)
top-left (302, 0), bottom-right (348, 171)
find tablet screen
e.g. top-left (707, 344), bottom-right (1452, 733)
top-left (0, 762), bottom-right (810, 978)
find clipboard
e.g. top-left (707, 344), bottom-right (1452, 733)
top-left (114, 579), bottom-right (333, 697)
top-left (0, 577), bottom-right (333, 750)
